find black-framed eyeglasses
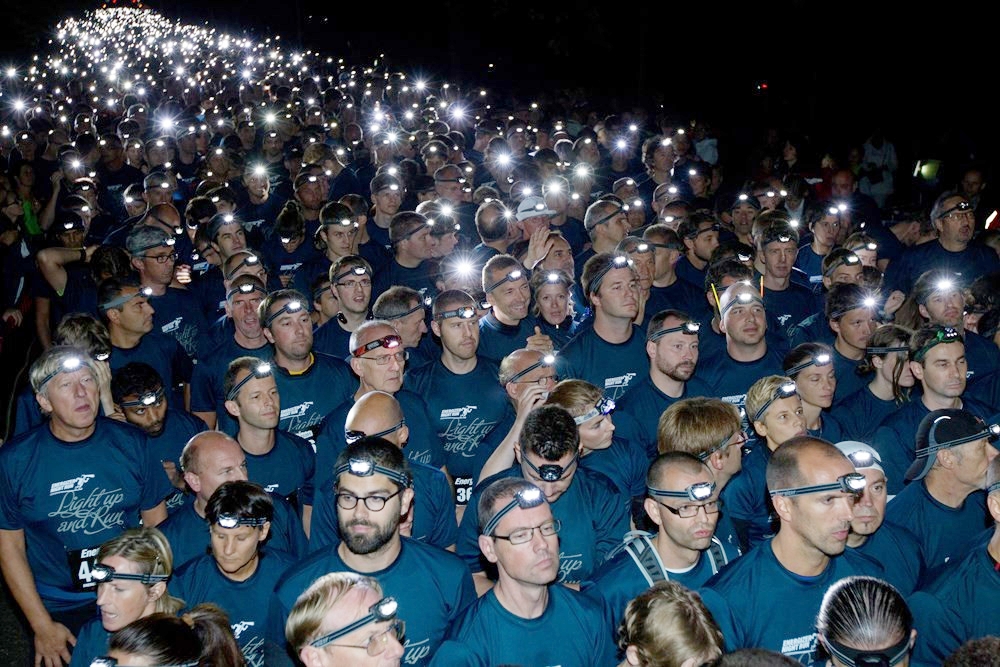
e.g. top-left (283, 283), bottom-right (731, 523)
top-left (137, 251), bottom-right (178, 264)
top-left (493, 518), bottom-right (562, 545)
top-left (346, 419), bottom-right (406, 445)
top-left (753, 382), bottom-right (797, 422)
top-left (335, 489), bottom-right (404, 512)
top-left (310, 597), bottom-right (401, 651)
top-left (651, 498), bottom-right (723, 518)
top-left (352, 334), bottom-right (402, 359)
top-left (935, 200), bottom-right (973, 220)
top-left (769, 472), bottom-right (867, 497)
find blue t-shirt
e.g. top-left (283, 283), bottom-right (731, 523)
top-left (272, 352), bottom-right (355, 443)
top-left (615, 375), bottom-right (685, 459)
top-left (692, 347), bottom-right (786, 417)
top-left (909, 545), bottom-right (1000, 665)
top-left (310, 459), bottom-right (457, 552)
top-left (172, 550), bottom-right (296, 667)
top-left (311, 319), bottom-right (353, 359)
top-left (794, 244), bottom-right (826, 287)
top-left (537, 314), bottom-right (582, 350)
top-left (148, 287), bottom-right (209, 361)
top-left (884, 240), bottom-right (1000, 294)
top-left (807, 412), bottom-right (845, 443)
top-left (431, 585), bottom-right (617, 667)
top-left (646, 278), bottom-right (712, 323)
top-left (476, 312), bottom-right (539, 363)
top-left (111, 332), bottom-right (193, 408)
top-left (69, 618), bottom-right (110, 667)
top-left (700, 540), bottom-right (884, 665)
top-left (583, 532), bottom-right (738, 634)
top-left (788, 312), bottom-right (834, 349)
top-left (849, 521), bottom-right (924, 595)
top-left (189, 337), bottom-right (272, 435)
top-left (884, 482), bottom-right (990, 572)
top-left (833, 386), bottom-right (907, 444)
top-left (0, 419), bottom-right (166, 611)
top-left (158, 494), bottom-right (307, 568)
top-left (558, 325), bottom-right (649, 400)
top-left (579, 436), bottom-right (649, 500)
top-left (263, 238), bottom-right (319, 288)
top-left (962, 329), bottom-right (1000, 390)
top-left (408, 358), bottom-right (508, 491)
top-left (372, 259), bottom-right (437, 303)
top-left (675, 255), bottom-right (708, 290)
top-left (272, 539), bottom-right (476, 666)
top-left (240, 430), bottom-right (316, 507)
top-left (720, 441), bottom-right (775, 552)
top-left (761, 281), bottom-right (821, 336)
top-left (457, 466), bottom-right (630, 584)
top-left (831, 347), bottom-right (871, 402)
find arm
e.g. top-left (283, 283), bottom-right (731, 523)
top-left (477, 386), bottom-right (548, 482)
top-left (141, 502), bottom-right (168, 528)
top-left (0, 529), bottom-right (76, 667)
top-left (36, 246), bottom-right (96, 296)
top-left (34, 296), bottom-right (52, 350)
top-left (38, 172), bottom-right (63, 232)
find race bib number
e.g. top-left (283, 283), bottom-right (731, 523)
top-left (454, 476), bottom-right (473, 507)
top-left (67, 545), bottom-right (102, 592)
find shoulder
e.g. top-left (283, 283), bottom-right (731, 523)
top-left (399, 538), bottom-right (470, 576)
top-left (312, 352), bottom-right (351, 373)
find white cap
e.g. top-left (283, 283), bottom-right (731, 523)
top-left (834, 441), bottom-right (884, 475)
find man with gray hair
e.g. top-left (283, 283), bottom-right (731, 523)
top-left (127, 224), bottom-right (206, 360)
top-left (0, 346), bottom-right (168, 667)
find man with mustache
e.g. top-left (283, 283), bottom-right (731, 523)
top-left (700, 437), bottom-right (884, 665)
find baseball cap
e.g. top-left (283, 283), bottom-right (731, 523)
top-left (906, 409), bottom-right (1000, 482)
top-left (834, 441), bottom-right (885, 475)
top-left (516, 196), bottom-right (556, 221)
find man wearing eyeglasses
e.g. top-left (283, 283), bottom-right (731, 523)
top-left (908, 454), bottom-right (1000, 665)
top-left (273, 438), bottom-right (475, 666)
top-left (431, 478), bottom-right (616, 666)
top-left (884, 191), bottom-right (1000, 295)
top-left (223, 357), bottom-right (316, 518)
top-left (873, 325), bottom-right (996, 495)
top-left (172, 480), bottom-right (296, 667)
top-left (312, 256), bottom-right (373, 358)
top-left (458, 405), bottom-right (630, 594)
top-left (409, 290), bottom-right (508, 511)
top-left (127, 225), bottom-right (207, 361)
top-left (885, 409), bottom-right (999, 571)
top-left (700, 437), bottom-right (884, 665)
top-left (583, 452), bottom-right (737, 632)
top-left (834, 441), bottom-right (923, 596)
top-left (314, 321), bottom-right (444, 503)
top-left (259, 289), bottom-right (354, 445)
top-left (287, 572), bottom-right (405, 667)
top-left (311, 390), bottom-right (456, 552)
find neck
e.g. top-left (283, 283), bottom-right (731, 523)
top-left (486, 239), bottom-right (508, 251)
top-left (492, 309), bottom-right (521, 327)
top-left (654, 532), bottom-right (701, 569)
top-left (867, 374), bottom-right (894, 401)
top-left (649, 368), bottom-right (685, 398)
top-left (337, 535), bottom-right (402, 573)
top-left (236, 424), bottom-right (276, 455)
top-left (846, 531), bottom-right (869, 549)
top-left (233, 329), bottom-right (267, 349)
top-left (111, 328), bottom-right (144, 349)
top-left (801, 402), bottom-right (822, 430)
top-left (812, 239), bottom-right (834, 255)
top-left (48, 418), bottom-right (96, 443)
top-left (834, 337), bottom-right (864, 360)
top-left (593, 313), bottom-right (633, 344)
top-left (687, 253), bottom-right (707, 270)
top-left (441, 350), bottom-right (477, 374)
top-left (920, 390), bottom-right (961, 412)
top-left (652, 270), bottom-right (677, 288)
top-left (248, 192), bottom-right (266, 205)
top-left (276, 351), bottom-right (312, 374)
top-left (215, 553), bottom-right (260, 583)
top-left (649, 168), bottom-right (670, 182)
top-left (373, 211), bottom-right (393, 229)
top-left (339, 310), bottom-right (368, 330)
top-left (763, 273), bottom-right (790, 290)
top-left (726, 339), bottom-right (766, 362)
top-left (592, 237), bottom-right (618, 254)
top-left (770, 530), bottom-right (830, 577)
top-left (924, 473), bottom-right (976, 509)
top-left (938, 237), bottom-right (967, 253)
top-left (395, 253), bottom-right (422, 269)
top-left (492, 576), bottom-right (549, 620)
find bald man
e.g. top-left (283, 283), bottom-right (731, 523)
top-left (158, 432), bottom-right (307, 566)
top-left (309, 391), bottom-right (457, 551)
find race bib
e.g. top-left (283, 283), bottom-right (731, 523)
top-left (454, 476), bottom-right (473, 507)
top-left (67, 545), bottom-right (102, 592)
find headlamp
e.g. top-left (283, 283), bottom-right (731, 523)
top-left (588, 255), bottom-right (633, 295)
top-left (99, 286), bottom-right (153, 311)
top-left (482, 486), bottom-right (545, 536)
top-left (263, 299), bottom-right (305, 327)
top-left (849, 242), bottom-right (878, 253)
top-left (382, 301), bottom-right (425, 321)
top-left (351, 334), bottom-right (401, 358)
top-left (770, 472), bottom-right (867, 497)
top-left (524, 452), bottom-right (579, 483)
top-left (823, 631), bottom-right (912, 667)
top-left (226, 362), bottom-right (272, 401)
top-left (433, 305), bottom-right (476, 321)
top-left (38, 355), bottom-right (86, 389)
top-left (120, 387), bottom-right (165, 409)
top-left (335, 457), bottom-right (410, 488)
top-left (753, 382), bottom-right (798, 422)
top-left (484, 268), bottom-right (525, 293)
top-left (310, 597), bottom-right (399, 648)
top-left (786, 352), bottom-right (832, 377)
top-left (345, 419), bottom-right (406, 445)
top-left (507, 354), bottom-right (556, 384)
top-left (823, 252), bottom-right (861, 277)
top-left (648, 481), bottom-right (716, 502)
top-left (574, 396), bottom-right (615, 425)
top-left (224, 253), bottom-right (261, 280)
top-left (214, 513), bottom-right (269, 529)
top-left (226, 282), bottom-right (266, 301)
top-left (719, 289), bottom-right (763, 318)
top-left (94, 351), bottom-right (111, 362)
top-left (332, 265), bottom-right (368, 284)
top-left (132, 236), bottom-right (176, 254)
top-left (865, 345), bottom-right (909, 355)
top-left (648, 320), bottom-right (700, 342)
top-left (916, 419), bottom-right (1000, 460)
top-left (90, 563), bottom-right (169, 585)
top-left (911, 327), bottom-right (962, 362)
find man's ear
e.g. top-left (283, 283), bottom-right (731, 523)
top-left (183, 470), bottom-right (201, 495)
top-left (35, 392), bottom-right (53, 414)
top-left (478, 534), bottom-right (499, 564)
top-left (909, 361), bottom-right (924, 383)
top-left (643, 498), bottom-right (664, 529)
top-left (130, 256), bottom-right (144, 273)
top-left (430, 320), bottom-right (441, 338)
top-left (349, 357), bottom-right (364, 378)
top-left (917, 304), bottom-right (930, 321)
top-left (224, 399), bottom-right (241, 419)
top-left (262, 327), bottom-right (276, 345)
top-left (399, 488), bottom-right (414, 518)
top-left (707, 449), bottom-right (726, 472)
top-left (258, 522), bottom-right (271, 543)
top-left (771, 493), bottom-right (793, 522)
top-left (753, 419), bottom-right (768, 440)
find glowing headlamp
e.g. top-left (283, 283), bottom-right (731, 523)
top-left (310, 597), bottom-right (400, 648)
top-left (753, 382), bottom-right (797, 422)
top-left (648, 481), bottom-right (716, 503)
top-left (770, 472), bottom-right (867, 497)
top-left (120, 387), bottom-right (165, 409)
top-left (335, 457), bottom-right (410, 488)
top-left (482, 486), bottom-right (545, 536)
top-left (786, 352), bottom-right (832, 377)
top-left (648, 320), bottom-right (700, 341)
top-left (226, 362), bottom-right (273, 401)
top-left (574, 396), bottom-right (615, 425)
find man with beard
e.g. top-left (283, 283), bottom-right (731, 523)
top-left (190, 275), bottom-right (272, 433)
top-left (834, 441), bottom-right (923, 595)
top-left (477, 254), bottom-right (553, 362)
top-left (271, 437), bottom-right (475, 666)
top-left (224, 357), bottom-right (316, 519)
top-left (615, 310), bottom-right (700, 458)
top-left (111, 362), bottom-right (207, 514)
top-left (700, 437), bottom-right (883, 664)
